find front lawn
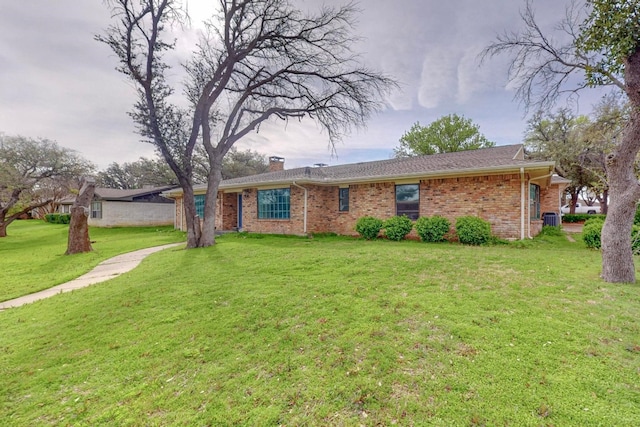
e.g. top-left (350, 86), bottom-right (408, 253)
top-left (0, 220), bottom-right (185, 301)
top-left (1, 230), bottom-right (639, 425)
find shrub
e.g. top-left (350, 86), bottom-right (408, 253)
top-left (383, 215), bottom-right (414, 241)
top-left (583, 220), bottom-right (603, 249)
top-left (633, 226), bottom-right (640, 255)
top-left (43, 213), bottom-right (71, 224)
top-left (582, 219), bottom-right (640, 253)
top-left (583, 217), bottom-right (605, 228)
top-left (415, 215), bottom-right (450, 242)
top-left (635, 204), bottom-right (640, 225)
top-left (355, 216), bottom-right (384, 240)
top-left (455, 216), bottom-right (491, 246)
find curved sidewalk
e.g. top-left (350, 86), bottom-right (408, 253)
top-left (0, 243), bottom-right (183, 310)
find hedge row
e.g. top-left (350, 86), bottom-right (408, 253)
top-left (562, 213), bottom-right (606, 223)
top-left (355, 215), bottom-right (493, 245)
top-left (44, 213), bottom-right (71, 224)
top-left (564, 204), bottom-right (640, 224)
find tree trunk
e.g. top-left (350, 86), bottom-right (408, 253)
top-left (599, 189), bottom-right (609, 215)
top-left (199, 157), bottom-right (223, 247)
top-left (601, 188), bottom-right (637, 283)
top-left (601, 48), bottom-right (640, 283)
top-left (0, 221), bottom-right (7, 238)
top-left (569, 187), bottom-right (580, 214)
top-left (182, 183), bottom-right (201, 248)
top-left (66, 178), bottom-right (96, 255)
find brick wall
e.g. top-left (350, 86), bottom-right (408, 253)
top-left (422, 174), bottom-right (522, 238)
top-left (219, 192), bottom-right (238, 230)
top-left (304, 184), bottom-right (393, 235)
top-left (240, 187), bottom-right (306, 234)
top-left (540, 183), bottom-right (563, 215)
top-left (171, 173), bottom-right (560, 240)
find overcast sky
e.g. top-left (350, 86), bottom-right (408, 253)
top-left (0, 0), bottom-right (607, 170)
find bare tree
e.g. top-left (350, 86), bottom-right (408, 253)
top-left (0, 135), bottom-right (94, 237)
top-left (483, 0), bottom-right (640, 283)
top-left (98, 0), bottom-right (395, 248)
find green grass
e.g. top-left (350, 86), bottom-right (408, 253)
top-left (0, 220), bottom-right (185, 301)
top-left (1, 228), bottom-right (639, 425)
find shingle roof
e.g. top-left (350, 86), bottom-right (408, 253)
top-left (94, 186), bottom-right (176, 201)
top-left (214, 144), bottom-right (553, 190)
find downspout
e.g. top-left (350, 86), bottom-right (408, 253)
top-left (291, 181), bottom-right (308, 234)
top-left (520, 168), bottom-right (525, 240)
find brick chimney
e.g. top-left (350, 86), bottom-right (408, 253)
top-left (269, 156), bottom-right (285, 172)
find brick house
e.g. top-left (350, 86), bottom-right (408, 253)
top-left (164, 144), bottom-right (569, 240)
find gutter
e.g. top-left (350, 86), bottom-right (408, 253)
top-left (291, 181), bottom-right (308, 234)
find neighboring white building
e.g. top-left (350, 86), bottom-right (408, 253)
top-left (60, 187), bottom-right (176, 227)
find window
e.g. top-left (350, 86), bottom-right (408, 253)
top-left (195, 194), bottom-right (205, 218)
top-left (60, 204), bottom-right (71, 214)
top-left (91, 201), bottom-right (102, 219)
top-left (396, 184), bottom-right (420, 220)
top-left (258, 188), bottom-right (290, 219)
top-left (339, 187), bottom-right (349, 212)
top-left (530, 184), bottom-right (540, 220)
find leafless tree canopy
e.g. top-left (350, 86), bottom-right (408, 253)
top-left (481, 0), bottom-right (624, 112)
top-left (187, 1), bottom-right (394, 152)
top-left (98, 0), bottom-right (395, 247)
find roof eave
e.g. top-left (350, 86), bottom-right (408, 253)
top-left (214, 162), bottom-right (556, 192)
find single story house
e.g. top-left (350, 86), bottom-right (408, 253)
top-left (60, 186), bottom-right (176, 227)
top-left (164, 144), bottom-right (569, 240)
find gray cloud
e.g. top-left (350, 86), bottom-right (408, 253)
top-left (1, 0), bottom-right (596, 171)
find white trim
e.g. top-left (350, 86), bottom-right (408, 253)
top-left (520, 168), bottom-right (525, 240)
top-left (291, 182), bottom-right (308, 234)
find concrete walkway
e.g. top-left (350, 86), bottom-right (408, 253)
top-left (562, 223), bottom-right (584, 233)
top-left (0, 243), bottom-right (183, 310)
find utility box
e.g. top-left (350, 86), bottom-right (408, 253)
top-left (542, 212), bottom-right (559, 227)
